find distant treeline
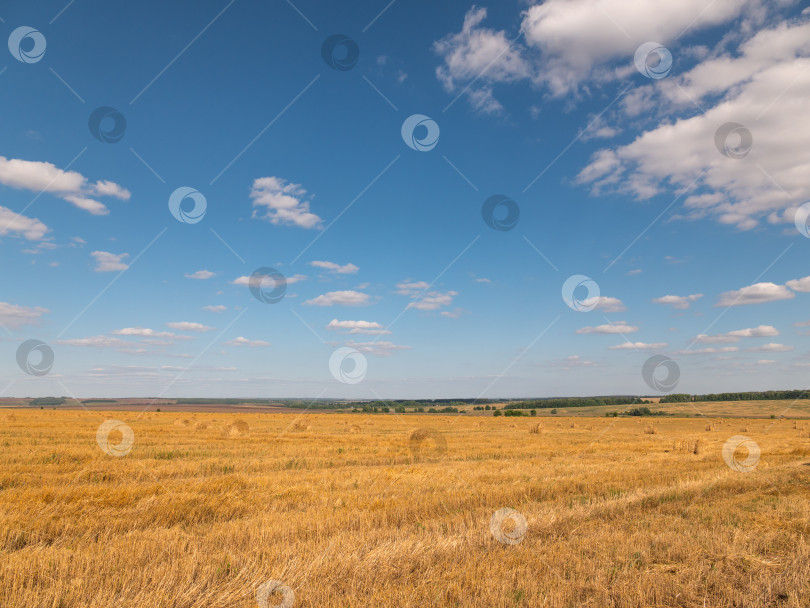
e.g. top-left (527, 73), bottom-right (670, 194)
top-left (505, 396), bottom-right (644, 410)
top-left (30, 397), bottom-right (66, 406)
top-left (661, 390), bottom-right (810, 403)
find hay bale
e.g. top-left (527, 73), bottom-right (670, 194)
top-left (529, 423), bottom-right (541, 434)
top-left (644, 425), bottom-right (656, 435)
top-left (348, 424), bottom-right (361, 434)
top-left (174, 419), bottom-right (191, 428)
top-left (4, 414), bottom-right (16, 422)
top-left (223, 420), bottom-right (249, 437)
top-left (194, 421), bottom-right (208, 430)
top-left (674, 439), bottom-right (700, 454)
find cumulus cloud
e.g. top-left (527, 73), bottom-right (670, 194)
top-left (578, 17), bottom-right (810, 230)
top-left (694, 325), bottom-right (779, 342)
top-left (581, 296), bottom-right (627, 313)
top-left (0, 301), bottom-right (49, 329)
top-left (609, 341), bottom-right (668, 350)
top-left (0, 206), bottom-right (49, 241)
top-left (54, 335), bottom-right (132, 348)
top-left (652, 294), bottom-right (703, 309)
top-left (303, 291), bottom-right (371, 307)
top-left (785, 276), bottom-right (810, 292)
top-left (678, 346), bottom-right (740, 355)
top-left (433, 6), bottom-right (531, 113)
top-left (408, 291), bottom-right (458, 311)
top-left (224, 336), bottom-right (270, 347)
top-left (203, 305), bottom-right (227, 313)
top-left (326, 319), bottom-right (390, 335)
top-left (715, 282), bottom-right (795, 307)
top-left (231, 274), bottom-right (306, 286)
top-left (166, 322), bottom-right (215, 332)
top-left (185, 270), bottom-right (215, 280)
top-left (112, 327), bottom-right (176, 338)
top-left (310, 260), bottom-right (359, 274)
top-left (91, 251), bottom-right (129, 272)
top-left (576, 322), bottom-right (638, 334)
top-left (0, 155), bottom-right (129, 216)
top-left (746, 342), bottom-right (793, 352)
top-left (433, 2), bottom-right (760, 109)
top-left (250, 177), bottom-right (323, 229)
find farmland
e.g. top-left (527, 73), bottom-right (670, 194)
top-left (1, 408), bottom-right (809, 607)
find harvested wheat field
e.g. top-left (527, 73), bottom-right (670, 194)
top-left (1, 409), bottom-right (809, 607)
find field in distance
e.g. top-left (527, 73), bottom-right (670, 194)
top-left (1, 409), bottom-right (809, 607)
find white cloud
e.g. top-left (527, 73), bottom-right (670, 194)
top-left (54, 335), bottom-right (131, 348)
top-left (578, 17), bottom-right (810, 230)
top-left (609, 341), bottom-right (668, 350)
top-left (344, 340), bottom-right (411, 357)
top-left (546, 354), bottom-right (599, 369)
top-left (224, 336), bottom-right (270, 347)
top-left (652, 294), bottom-right (703, 309)
top-left (0, 206), bottom-right (49, 240)
top-left (310, 260), bottom-right (359, 274)
top-left (91, 251), bottom-right (129, 272)
top-left (112, 327), bottom-right (176, 338)
top-left (231, 274), bottom-right (306, 286)
top-left (746, 342), bottom-right (793, 352)
top-left (408, 290), bottom-right (458, 311)
top-left (326, 319), bottom-right (390, 335)
top-left (715, 282), bottom-right (794, 307)
top-left (581, 296), bottom-right (626, 313)
top-left (433, 7), bottom-right (531, 113)
top-left (694, 324), bottom-right (779, 343)
top-left (520, 0), bottom-right (755, 95)
top-left (166, 322), bottom-right (215, 332)
top-left (185, 270), bottom-right (215, 280)
top-left (433, 1), bottom-right (759, 108)
top-left (0, 155), bottom-right (129, 215)
top-left (756, 359), bottom-right (777, 365)
top-left (395, 280), bottom-right (430, 296)
top-left (203, 305), bottom-right (227, 313)
top-left (785, 276), bottom-right (810, 292)
top-left (678, 346), bottom-right (739, 355)
top-left (303, 291), bottom-right (371, 307)
top-left (0, 302), bottom-right (49, 329)
top-left (576, 322), bottom-right (638, 334)
top-left (250, 177), bottom-right (323, 229)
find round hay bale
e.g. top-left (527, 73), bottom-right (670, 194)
top-left (348, 424), bottom-right (361, 433)
top-left (223, 420), bottom-right (250, 437)
top-left (5, 413), bottom-right (17, 422)
top-left (194, 421), bottom-right (209, 430)
top-left (174, 419), bottom-right (191, 428)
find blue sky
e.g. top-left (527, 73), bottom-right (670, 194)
top-left (2, 0), bottom-right (810, 399)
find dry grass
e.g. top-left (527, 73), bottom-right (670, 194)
top-left (1, 409), bottom-right (809, 607)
